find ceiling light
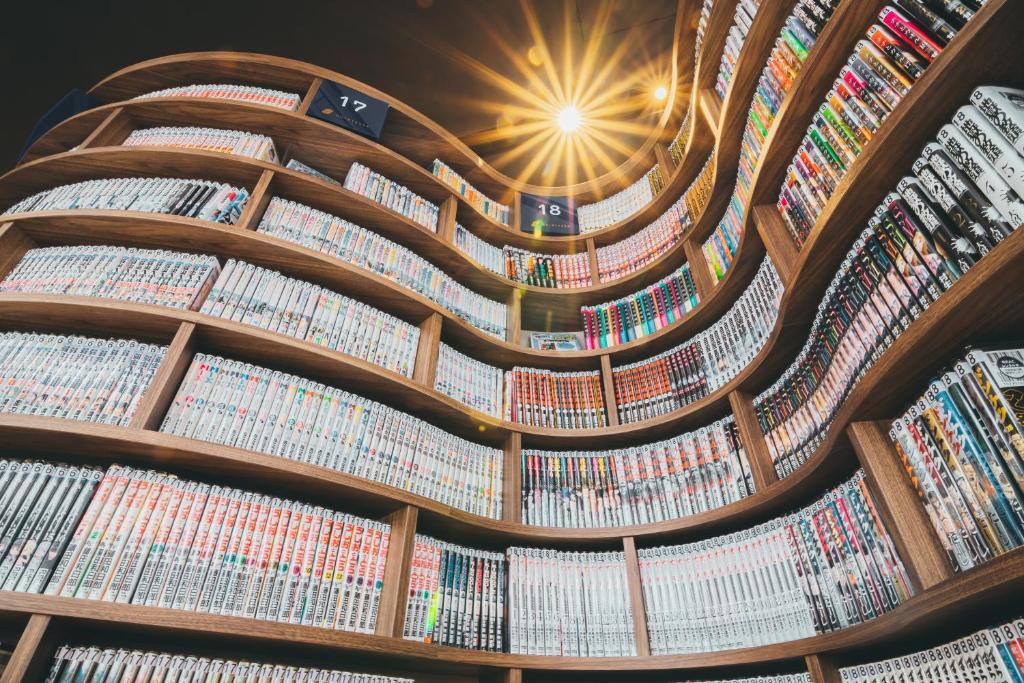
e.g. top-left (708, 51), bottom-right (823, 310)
top-left (556, 106), bottom-right (582, 133)
top-left (653, 85), bottom-right (668, 101)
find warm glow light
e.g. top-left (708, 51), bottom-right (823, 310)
top-left (653, 85), bottom-right (668, 101)
top-left (556, 106), bottom-right (582, 132)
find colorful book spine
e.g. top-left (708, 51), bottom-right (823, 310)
top-left (345, 161), bottom-right (439, 232)
top-left (640, 471), bottom-right (913, 654)
top-left (122, 126), bottom-right (278, 163)
top-left (432, 159), bottom-right (510, 225)
top-left (453, 223), bottom-right (505, 275)
top-left (200, 260), bottom-right (419, 377)
top-left (521, 416), bottom-right (754, 528)
top-left (578, 164), bottom-right (662, 233)
top-left (1, 245), bottom-right (220, 311)
top-left (714, 0), bottom-right (763, 101)
top-left (685, 154), bottom-right (716, 220)
top-left (581, 263), bottom-right (700, 350)
top-left (434, 343), bottom-right (504, 418)
top-left (503, 368), bottom-right (607, 430)
top-left (133, 83), bottom-right (302, 111)
top-left (595, 195), bottom-right (690, 282)
top-left (0, 333), bottom-right (167, 426)
top-left (503, 246), bottom-right (592, 289)
top-left (2, 176), bottom-right (250, 224)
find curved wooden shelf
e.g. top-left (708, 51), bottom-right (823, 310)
top-left (0, 548), bottom-right (1019, 672)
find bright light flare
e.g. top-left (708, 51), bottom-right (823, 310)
top-left (653, 85), bottom-right (668, 101)
top-left (556, 106), bottom-right (583, 133)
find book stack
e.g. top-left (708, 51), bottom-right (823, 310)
top-left (595, 195), bottom-right (690, 282)
top-left (432, 159), bottom-right (510, 225)
top-left (840, 618), bottom-right (1024, 682)
top-left (507, 548), bottom-right (635, 656)
top-left (641, 471), bottom-right (913, 655)
top-left (714, 0), bottom-right (762, 101)
top-left (403, 534), bottom-right (505, 651)
top-left (503, 368), bottom-right (607, 429)
top-left (1, 245), bottom-right (220, 311)
top-left (578, 165), bottom-right (663, 233)
top-left (286, 158), bottom-right (341, 185)
top-left (756, 88), bottom-right (1024, 479)
top-left (0, 460), bottom-right (102, 594)
top-left (702, 177), bottom-right (744, 282)
top-left (45, 465), bottom-right (392, 633)
top-left (2, 177), bottom-right (250, 224)
top-left (613, 258), bottom-right (782, 424)
top-left (0, 333), bottom-right (167, 426)
top-left (344, 161), bottom-right (439, 232)
top-left (521, 416), bottom-right (754, 528)
top-left (775, 4), bottom-right (981, 245)
top-left (47, 647), bottom-right (414, 682)
top-left (200, 260), bottom-right (419, 377)
top-left (162, 354), bottom-right (504, 519)
top-left (257, 197), bottom-right (507, 339)
top-left (581, 263), bottom-right (700, 350)
top-left (890, 346), bottom-right (1024, 573)
top-left (685, 154), bottom-right (716, 220)
top-left (122, 126), bottom-right (279, 163)
top-left (133, 83), bottom-right (302, 111)
top-left (453, 222), bottom-right (504, 274)
top-left (503, 246), bottom-right (591, 289)
top-left (434, 343), bottom-right (504, 418)
top-left (668, 110), bottom-right (693, 165)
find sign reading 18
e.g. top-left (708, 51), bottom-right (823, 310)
top-left (536, 202), bottom-right (563, 216)
top-left (337, 95), bottom-right (367, 112)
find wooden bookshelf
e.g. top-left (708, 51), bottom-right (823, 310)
top-left (1, 0), bottom-right (1022, 678)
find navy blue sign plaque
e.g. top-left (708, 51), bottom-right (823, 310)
top-left (520, 193), bottom-right (578, 236)
top-left (307, 80), bottom-right (390, 141)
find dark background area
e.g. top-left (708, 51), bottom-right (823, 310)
top-left (0, 0), bottom-right (677, 185)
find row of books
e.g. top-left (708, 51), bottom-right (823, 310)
top-left (503, 246), bottom-right (592, 289)
top-left (611, 257), bottom-right (781, 425)
top-left (577, 165), bottom-right (663, 234)
top-left (431, 159), bottom-right (510, 225)
top-left (0, 460), bottom-right (102, 594)
top-left (503, 368), bottom-right (607, 430)
top-left (133, 82), bottom-right (302, 111)
top-left (287, 157), bottom-right (342, 185)
top-left (889, 345), bottom-right (1024, 574)
top-left (47, 647), bottom-right (411, 683)
top-left (507, 548), bottom-right (635, 656)
top-left (162, 354), bottom-right (504, 519)
top-left (694, 0), bottom-right (715, 69)
top-left (403, 534), bottom-right (505, 651)
top-left (45, 465), bottom-right (392, 633)
top-left (668, 109), bottom-right (692, 166)
top-left (122, 126), bottom-right (279, 163)
top-left (702, 181), bottom-right (743, 283)
top-left (840, 617), bottom-right (1024, 682)
top-left (640, 470), bottom-right (913, 654)
top-left (434, 342), bottom-right (504, 418)
top-left (520, 416), bottom-right (754, 528)
top-left (201, 260), bottom-right (420, 377)
top-left (580, 263), bottom-right (701, 350)
top-left (0, 245), bottom-right (220, 311)
top-left (754, 89), bottom-right (1023, 479)
top-left (714, 0), bottom-right (762, 102)
top-left (595, 193), bottom-right (690, 282)
top-left (776, 4), bottom-right (978, 245)
top-left (0, 333), bottom-right (166, 427)
top-left (344, 161), bottom-right (439, 232)
top-left (453, 222), bottom-right (504, 274)
top-left (2, 176), bottom-right (250, 224)
top-left (685, 153), bottom-right (716, 221)
top-left (257, 197), bottom-right (507, 339)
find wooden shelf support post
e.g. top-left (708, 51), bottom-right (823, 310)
top-left (298, 78), bottom-right (324, 114)
top-left (0, 222), bottom-right (37, 280)
top-left (412, 313), bottom-right (443, 388)
top-left (375, 504), bottom-right (419, 638)
top-left (79, 107), bottom-right (135, 149)
top-left (437, 196), bottom-right (458, 243)
top-left (586, 238), bottom-right (600, 285)
top-left (806, 654), bottom-right (843, 683)
top-left (654, 144), bottom-right (675, 185)
top-left (1, 614), bottom-right (56, 683)
top-left (752, 204), bottom-right (799, 285)
top-left (682, 237), bottom-right (714, 300)
top-left (622, 536), bottom-right (652, 657)
top-left (600, 354), bottom-right (620, 427)
top-left (728, 390), bottom-right (779, 490)
top-left (848, 420), bottom-right (954, 591)
top-left (236, 169), bottom-right (276, 231)
top-left (129, 321), bottom-right (197, 431)
top-left (503, 432), bottom-right (522, 524)
top-left (506, 288), bottom-right (522, 346)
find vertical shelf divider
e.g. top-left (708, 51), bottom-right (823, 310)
top-left (0, 614), bottom-right (55, 683)
top-left (511, 191), bottom-right (522, 234)
top-left (752, 204), bottom-right (799, 285)
top-left (437, 195), bottom-right (458, 243)
top-left (236, 169), bottom-right (276, 231)
top-left (503, 432), bottom-right (522, 524)
top-left (586, 238), bottom-right (600, 285)
top-left (412, 313), bottom-right (443, 388)
top-left (848, 420), bottom-right (954, 591)
top-left (79, 107), bottom-right (134, 149)
top-left (298, 77), bottom-right (324, 114)
top-left (728, 390), bottom-right (779, 490)
top-left (0, 222), bottom-right (38, 279)
top-left (129, 321), bottom-right (197, 431)
top-left (806, 654), bottom-right (843, 683)
top-left (600, 354), bottom-right (620, 427)
top-left (622, 536), bottom-right (652, 657)
top-left (654, 144), bottom-right (675, 186)
top-left (683, 237), bottom-right (713, 300)
top-left (375, 505), bottom-right (419, 638)
top-left (506, 288), bottom-right (522, 346)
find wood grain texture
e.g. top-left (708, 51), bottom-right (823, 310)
top-left (728, 390), bottom-right (779, 491)
top-left (79, 107), bottom-right (134, 149)
top-left (682, 237), bottom-right (713, 300)
top-left (376, 505), bottom-right (419, 638)
top-left (806, 654), bottom-right (842, 683)
top-left (236, 168), bottom-right (276, 230)
top-left (600, 354), bottom-right (620, 428)
top-left (753, 205), bottom-right (798, 286)
top-left (848, 421), bottom-right (954, 592)
top-left (0, 614), bottom-right (53, 683)
top-left (128, 321), bottom-right (197, 431)
top-left (503, 433), bottom-right (522, 525)
top-left (622, 537), bottom-right (652, 657)
top-left (412, 313), bottom-right (443, 388)
top-left (585, 238), bottom-right (600, 286)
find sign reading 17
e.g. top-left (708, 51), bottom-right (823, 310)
top-left (337, 95), bottom-right (368, 112)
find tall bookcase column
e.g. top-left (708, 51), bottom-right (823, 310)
top-left (505, 288), bottom-right (522, 346)
top-left (437, 195), bottom-right (458, 243)
top-left (412, 313), bottom-right (443, 387)
top-left (622, 536), bottom-right (651, 656)
top-left (1, 614), bottom-right (55, 683)
top-left (78, 107), bottom-right (134, 149)
top-left (128, 321), bottom-right (197, 430)
top-left (682, 237), bottom-right (713, 299)
top-left (375, 505), bottom-right (419, 638)
top-left (236, 169), bottom-right (276, 230)
top-left (805, 654), bottom-right (842, 683)
top-left (847, 421), bottom-right (953, 591)
top-left (503, 432), bottom-right (522, 524)
top-left (599, 354), bottom-right (619, 427)
top-left (728, 390), bottom-right (778, 490)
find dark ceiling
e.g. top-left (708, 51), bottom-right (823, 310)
top-left (0, 0), bottom-right (678, 186)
